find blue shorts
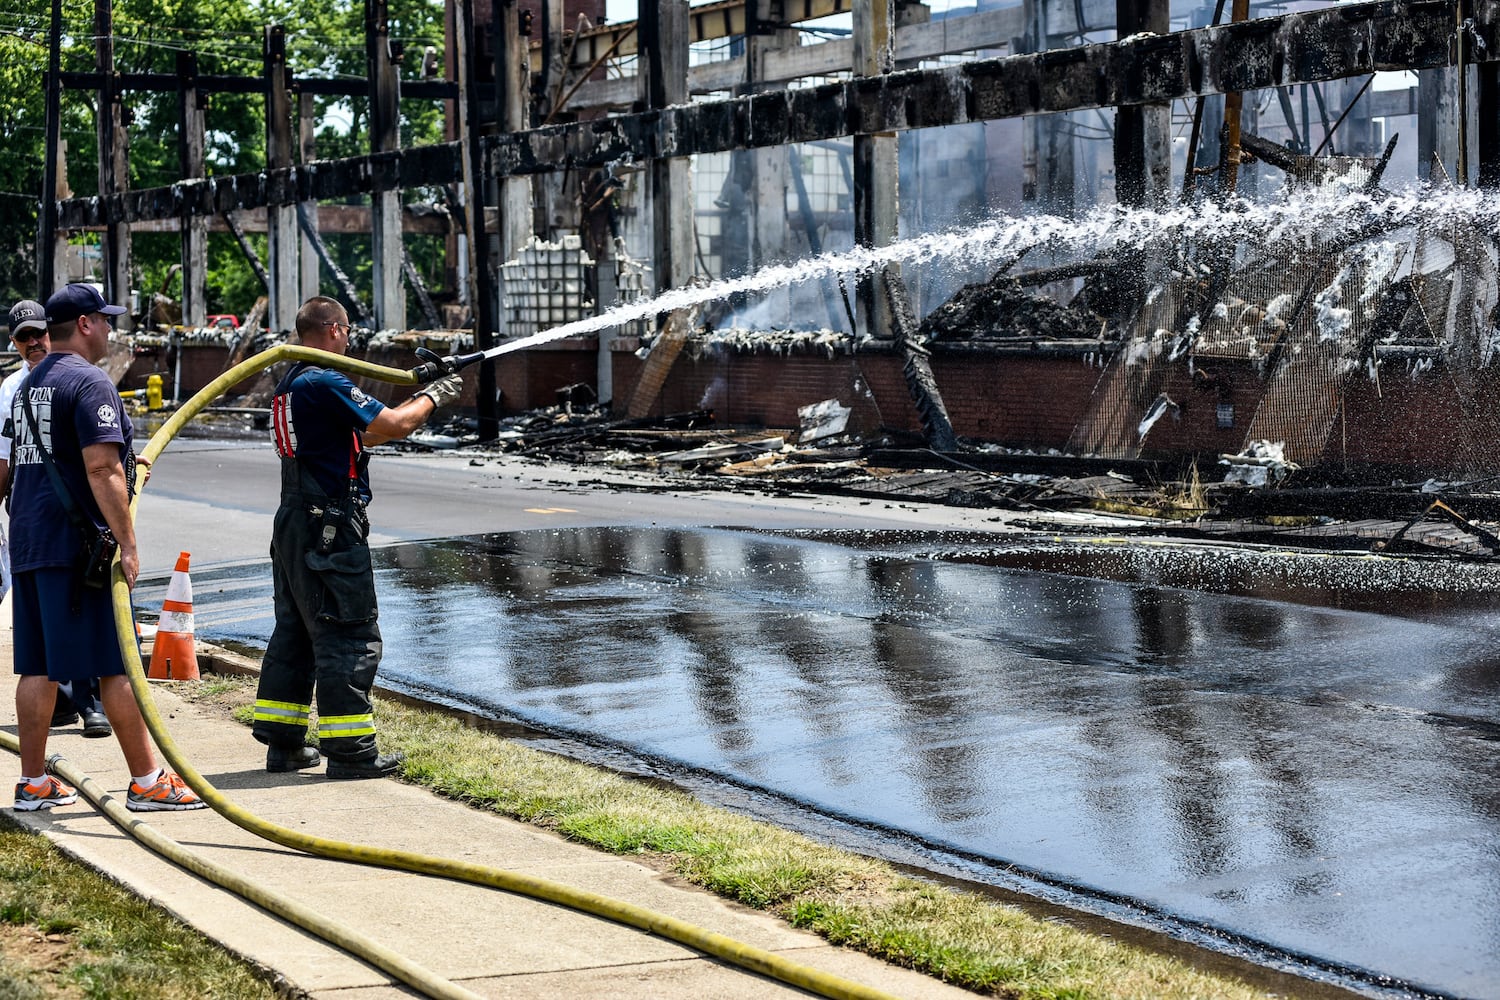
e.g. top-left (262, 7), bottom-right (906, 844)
top-left (11, 568), bottom-right (128, 683)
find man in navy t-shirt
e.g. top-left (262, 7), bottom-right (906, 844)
top-left (1, 298), bottom-right (111, 739)
top-left (252, 295), bottom-right (463, 778)
top-left (10, 283), bottom-right (203, 812)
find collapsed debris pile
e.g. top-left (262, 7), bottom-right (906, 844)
top-left (435, 394), bottom-right (1500, 561)
top-left (918, 273), bottom-right (1104, 341)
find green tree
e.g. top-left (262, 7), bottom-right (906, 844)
top-left (2, 0), bottom-right (449, 325)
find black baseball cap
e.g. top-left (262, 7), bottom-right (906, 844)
top-left (45, 283), bottom-right (127, 325)
top-left (8, 299), bottom-right (46, 334)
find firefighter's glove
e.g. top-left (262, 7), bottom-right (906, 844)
top-left (416, 374), bottom-right (463, 409)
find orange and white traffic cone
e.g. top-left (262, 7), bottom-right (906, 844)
top-left (148, 551), bottom-right (199, 681)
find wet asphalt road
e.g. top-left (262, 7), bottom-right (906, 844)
top-left (135, 443), bottom-right (1500, 999)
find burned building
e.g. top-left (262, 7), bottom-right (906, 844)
top-left (33, 0), bottom-right (1500, 479)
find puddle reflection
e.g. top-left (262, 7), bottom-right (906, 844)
top-left (178, 526), bottom-right (1500, 999)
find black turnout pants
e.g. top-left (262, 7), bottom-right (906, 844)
top-left (252, 490), bottom-right (382, 763)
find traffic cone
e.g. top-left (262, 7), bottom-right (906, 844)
top-left (148, 551), bottom-right (199, 681)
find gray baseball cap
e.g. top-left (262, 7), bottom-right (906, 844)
top-left (8, 299), bottom-right (46, 334)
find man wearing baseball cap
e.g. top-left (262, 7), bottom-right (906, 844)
top-left (0, 300), bottom-right (50, 592)
top-left (10, 283), bottom-right (203, 812)
top-left (42, 283), bottom-right (127, 326)
top-left (1, 299), bottom-right (110, 740)
top-left (1, 300), bottom-right (52, 594)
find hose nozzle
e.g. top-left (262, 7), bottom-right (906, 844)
top-left (410, 347), bottom-right (487, 383)
top-left (410, 348), bottom-right (452, 383)
top-left (411, 346), bottom-right (492, 380)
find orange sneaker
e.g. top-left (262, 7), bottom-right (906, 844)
top-left (14, 775), bottom-right (78, 811)
top-left (126, 771), bottom-right (205, 812)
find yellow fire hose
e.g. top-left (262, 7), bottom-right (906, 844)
top-left (69, 345), bottom-right (904, 1000)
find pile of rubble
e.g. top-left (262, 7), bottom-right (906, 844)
top-left (428, 401), bottom-right (1500, 561)
top-left (918, 273), bottom-right (1105, 341)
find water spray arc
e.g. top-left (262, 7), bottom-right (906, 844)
top-left (407, 186), bottom-right (1500, 390)
top-left (25, 344), bottom-right (908, 1000)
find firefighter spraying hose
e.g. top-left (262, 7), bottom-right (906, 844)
top-left (252, 298), bottom-right (463, 780)
top-left (14, 332), bottom-right (907, 1000)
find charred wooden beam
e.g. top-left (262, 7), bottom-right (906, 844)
top-left (565, 5), bottom-right (1025, 110)
top-left (178, 50), bottom-right (208, 327)
top-left (854, 0), bottom-right (898, 340)
top-left (54, 0), bottom-right (1493, 228)
top-left (295, 202), bottom-right (371, 325)
top-left (298, 93), bottom-right (319, 303)
top-left (401, 245), bottom-right (442, 330)
top-left (367, 0), bottom-right (405, 329)
top-left (1481, 61), bottom-right (1500, 187)
top-left (87, 204), bottom-right (461, 235)
top-left (490, 0), bottom-right (1490, 177)
top-left (265, 24), bottom-right (299, 331)
top-left (1374, 344), bottom-right (1448, 359)
top-left (1239, 128), bottom-right (1401, 191)
top-left (885, 271), bottom-right (958, 453)
top-left (223, 211), bottom-right (270, 294)
top-left (1238, 131), bottom-right (1302, 172)
top-left (96, 0), bottom-right (131, 319)
top-left (1114, 0), bottom-right (1171, 207)
top-left (551, 0), bottom-right (854, 70)
top-left (56, 144), bottom-right (464, 229)
top-left (57, 70), bottom-right (463, 101)
top-left (457, 0), bottom-right (499, 440)
top-left (931, 338), bottom-right (1111, 355)
top-left (1014, 260), bottom-right (1118, 286)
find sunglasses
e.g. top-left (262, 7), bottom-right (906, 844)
top-left (323, 320), bottom-right (351, 335)
top-left (11, 328), bottom-right (47, 344)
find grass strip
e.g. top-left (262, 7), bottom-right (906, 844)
top-left (0, 814), bottom-right (279, 1000)
top-left (198, 675), bottom-right (1275, 999)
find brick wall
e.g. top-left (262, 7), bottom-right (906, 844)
top-left (115, 338), bottom-right (1500, 476)
top-left (1335, 365), bottom-right (1500, 475)
top-left (933, 354), bottom-right (1102, 450)
top-left (607, 345), bottom-right (1103, 446)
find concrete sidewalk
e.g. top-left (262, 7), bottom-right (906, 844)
top-left (1, 633), bottom-right (968, 1000)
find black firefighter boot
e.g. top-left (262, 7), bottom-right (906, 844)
top-left (266, 745), bottom-right (323, 773)
top-left (326, 751), bottom-right (405, 779)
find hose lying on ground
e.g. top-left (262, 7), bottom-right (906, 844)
top-left (0, 731), bottom-right (486, 1000)
top-left (101, 345), bottom-right (905, 1000)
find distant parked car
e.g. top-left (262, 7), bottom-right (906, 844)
top-left (206, 314), bottom-right (240, 330)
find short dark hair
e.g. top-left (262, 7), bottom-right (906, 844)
top-left (295, 297), bottom-right (348, 339)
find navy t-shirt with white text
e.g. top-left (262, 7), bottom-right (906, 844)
top-left (9, 352), bottom-right (132, 572)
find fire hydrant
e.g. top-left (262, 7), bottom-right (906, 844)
top-left (147, 372), bottom-right (163, 411)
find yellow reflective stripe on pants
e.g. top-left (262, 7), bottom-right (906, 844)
top-left (253, 700), bottom-right (311, 726)
top-left (317, 714), bottom-right (376, 739)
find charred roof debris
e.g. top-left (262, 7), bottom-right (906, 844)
top-left (393, 132), bottom-right (1500, 562)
